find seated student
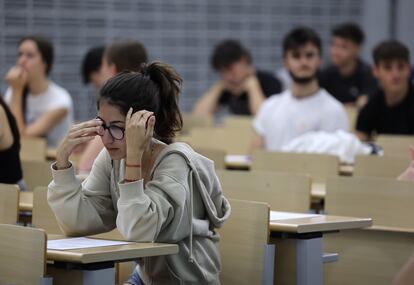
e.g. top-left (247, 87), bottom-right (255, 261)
top-left (81, 46), bottom-right (106, 90)
top-left (48, 61), bottom-right (230, 285)
top-left (251, 27), bottom-right (348, 151)
top-left (77, 40), bottom-right (148, 174)
top-left (193, 39), bottom-right (282, 116)
top-left (0, 95), bottom-right (23, 187)
top-left (318, 23), bottom-right (378, 108)
top-left (356, 40), bottom-right (414, 141)
top-left (4, 36), bottom-right (73, 147)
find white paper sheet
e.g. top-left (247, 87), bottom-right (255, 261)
top-left (270, 211), bottom-right (319, 221)
top-left (47, 237), bottom-right (133, 250)
top-left (225, 155), bottom-right (252, 164)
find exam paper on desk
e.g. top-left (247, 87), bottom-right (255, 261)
top-left (47, 237), bottom-right (133, 250)
top-left (269, 211), bottom-right (319, 221)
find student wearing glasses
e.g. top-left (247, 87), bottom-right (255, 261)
top-left (48, 61), bottom-right (230, 285)
top-left (251, 27), bottom-right (348, 151)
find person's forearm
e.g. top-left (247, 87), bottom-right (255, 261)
top-left (355, 131), bottom-right (371, 142)
top-left (124, 151), bottom-right (143, 182)
top-left (246, 81), bottom-right (265, 115)
top-left (250, 132), bottom-right (265, 154)
top-left (193, 82), bottom-right (224, 116)
top-left (9, 88), bottom-right (26, 136)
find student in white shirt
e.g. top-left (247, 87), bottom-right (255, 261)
top-left (252, 27), bottom-right (348, 151)
top-left (4, 36), bottom-right (73, 147)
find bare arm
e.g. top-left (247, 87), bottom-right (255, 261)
top-left (250, 129), bottom-right (265, 153)
top-left (24, 108), bottom-right (68, 137)
top-left (245, 75), bottom-right (266, 115)
top-left (5, 66), bottom-right (27, 137)
top-left (355, 130), bottom-right (371, 142)
top-left (5, 66), bottom-right (69, 138)
top-left (0, 105), bottom-right (14, 150)
top-left (356, 95), bottom-right (369, 109)
top-left (193, 81), bottom-right (224, 116)
top-left (8, 87), bottom-right (26, 136)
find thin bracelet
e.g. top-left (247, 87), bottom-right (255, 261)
top-left (125, 162), bottom-right (141, 168)
top-left (124, 178), bottom-right (138, 183)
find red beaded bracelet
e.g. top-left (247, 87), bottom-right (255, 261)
top-left (125, 163), bottom-right (141, 168)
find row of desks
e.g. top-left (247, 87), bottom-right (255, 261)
top-left (36, 151), bottom-right (366, 285)
top-left (18, 183), bottom-right (327, 213)
top-left (224, 155), bottom-right (354, 175)
top-left (45, 212), bottom-right (371, 285)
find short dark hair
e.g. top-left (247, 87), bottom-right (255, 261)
top-left (332, 23), bottom-right (365, 45)
top-left (283, 27), bottom-right (322, 56)
top-left (19, 36), bottom-right (54, 75)
top-left (81, 46), bottom-right (105, 84)
top-left (211, 40), bottom-right (251, 71)
top-left (373, 40), bottom-right (410, 65)
top-left (105, 40), bottom-right (148, 72)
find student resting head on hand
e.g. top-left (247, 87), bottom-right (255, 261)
top-left (48, 61), bottom-right (231, 285)
top-left (4, 36), bottom-right (73, 147)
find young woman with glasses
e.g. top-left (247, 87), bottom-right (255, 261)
top-left (48, 61), bottom-right (230, 285)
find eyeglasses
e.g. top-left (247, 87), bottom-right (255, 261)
top-left (95, 117), bottom-right (125, 140)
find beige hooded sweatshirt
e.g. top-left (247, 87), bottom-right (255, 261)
top-left (48, 143), bottom-right (231, 285)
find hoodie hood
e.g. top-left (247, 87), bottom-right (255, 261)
top-left (152, 142), bottom-right (231, 229)
top-left (152, 142), bottom-right (231, 266)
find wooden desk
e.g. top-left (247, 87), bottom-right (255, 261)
top-left (270, 213), bottom-right (371, 234)
top-left (225, 154), bottom-right (354, 175)
top-left (47, 236), bottom-right (178, 285)
top-left (46, 148), bottom-right (57, 160)
top-left (338, 164), bottom-right (353, 176)
top-left (19, 191), bottom-right (33, 211)
top-left (311, 183), bottom-right (326, 200)
top-left (269, 211), bottom-right (372, 285)
top-left (225, 155), bottom-right (251, 170)
top-left (324, 228), bottom-right (414, 285)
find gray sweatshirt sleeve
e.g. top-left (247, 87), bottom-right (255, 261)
top-left (47, 150), bottom-right (117, 236)
top-left (117, 154), bottom-right (191, 242)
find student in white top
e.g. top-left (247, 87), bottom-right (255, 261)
top-left (4, 36), bottom-right (73, 147)
top-left (252, 27), bottom-right (348, 151)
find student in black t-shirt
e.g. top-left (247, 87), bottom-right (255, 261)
top-left (0, 95), bottom-right (22, 186)
top-left (356, 40), bottom-right (414, 141)
top-left (193, 39), bottom-right (281, 116)
top-left (319, 23), bottom-right (378, 107)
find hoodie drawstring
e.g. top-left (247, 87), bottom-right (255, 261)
top-left (188, 169), bottom-right (195, 263)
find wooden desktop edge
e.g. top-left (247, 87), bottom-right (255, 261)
top-left (47, 242), bottom-right (179, 264)
top-left (269, 217), bottom-right (372, 234)
top-left (19, 191), bottom-right (34, 211)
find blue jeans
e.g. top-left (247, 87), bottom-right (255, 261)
top-left (127, 268), bottom-right (145, 285)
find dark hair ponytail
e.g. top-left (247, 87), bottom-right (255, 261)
top-left (99, 61), bottom-right (183, 144)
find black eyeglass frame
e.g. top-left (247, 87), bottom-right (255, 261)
top-left (95, 116), bottom-right (126, 140)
